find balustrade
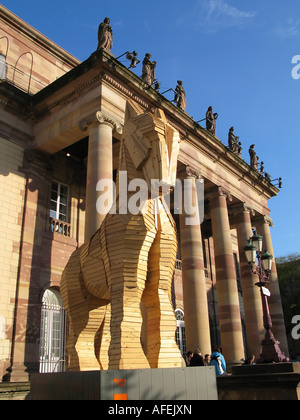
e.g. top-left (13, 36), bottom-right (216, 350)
top-left (49, 218), bottom-right (71, 237)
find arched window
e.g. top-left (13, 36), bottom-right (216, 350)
top-left (39, 288), bottom-right (66, 373)
top-left (175, 309), bottom-right (186, 355)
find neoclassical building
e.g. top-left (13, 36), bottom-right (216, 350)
top-left (0, 5), bottom-right (288, 381)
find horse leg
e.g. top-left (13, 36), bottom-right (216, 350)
top-left (94, 303), bottom-right (111, 370)
top-left (74, 297), bottom-right (109, 371)
top-left (62, 247), bottom-right (108, 371)
top-left (105, 215), bottom-right (155, 370)
top-left (142, 208), bottom-right (183, 368)
top-left (61, 248), bottom-right (89, 371)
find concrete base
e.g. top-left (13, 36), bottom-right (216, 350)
top-left (0, 382), bottom-right (30, 400)
top-left (217, 363), bottom-right (300, 400)
top-left (28, 367), bottom-right (218, 401)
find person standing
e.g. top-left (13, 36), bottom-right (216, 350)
top-left (204, 354), bottom-right (211, 366)
top-left (189, 348), bottom-right (204, 367)
top-left (210, 346), bottom-right (227, 376)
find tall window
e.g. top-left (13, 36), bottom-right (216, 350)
top-left (175, 309), bottom-right (186, 355)
top-left (39, 288), bottom-right (66, 373)
top-left (50, 181), bottom-right (69, 222)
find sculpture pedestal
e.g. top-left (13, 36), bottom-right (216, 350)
top-left (29, 367), bottom-right (218, 401)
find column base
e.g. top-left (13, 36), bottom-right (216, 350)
top-left (9, 362), bottom-right (32, 383)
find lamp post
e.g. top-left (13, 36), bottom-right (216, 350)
top-left (116, 51), bottom-right (140, 68)
top-left (244, 232), bottom-right (288, 363)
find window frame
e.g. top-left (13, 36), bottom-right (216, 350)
top-left (49, 180), bottom-right (70, 223)
top-left (39, 288), bottom-right (66, 373)
top-left (175, 309), bottom-right (186, 355)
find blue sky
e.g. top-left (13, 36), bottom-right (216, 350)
top-left (2, 0), bottom-right (300, 258)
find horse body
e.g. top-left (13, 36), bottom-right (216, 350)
top-left (61, 106), bottom-right (183, 370)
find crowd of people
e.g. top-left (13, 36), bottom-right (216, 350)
top-left (184, 346), bottom-right (227, 376)
top-left (184, 347), bottom-right (258, 376)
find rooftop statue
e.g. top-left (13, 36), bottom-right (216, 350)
top-left (249, 144), bottom-right (259, 171)
top-left (174, 80), bottom-right (187, 111)
top-left (206, 106), bottom-right (218, 136)
top-left (97, 17), bottom-right (113, 52)
top-left (142, 53), bottom-right (157, 86)
top-left (228, 127), bottom-right (242, 157)
top-left (61, 104), bottom-right (183, 371)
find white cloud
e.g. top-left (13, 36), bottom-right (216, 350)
top-left (276, 18), bottom-right (300, 38)
top-left (187, 0), bottom-right (256, 33)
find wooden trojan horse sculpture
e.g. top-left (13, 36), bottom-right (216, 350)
top-left (61, 103), bottom-right (183, 371)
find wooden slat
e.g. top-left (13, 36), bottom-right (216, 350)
top-left (61, 107), bottom-right (183, 371)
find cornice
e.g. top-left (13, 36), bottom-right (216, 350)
top-left (1, 42), bottom-right (279, 203)
top-left (0, 82), bottom-right (32, 119)
top-left (102, 73), bottom-right (153, 112)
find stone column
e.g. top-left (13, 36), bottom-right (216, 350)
top-left (179, 167), bottom-right (211, 355)
top-left (254, 215), bottom-right (289, 357)
top-left (210, 187), bottom-right (244, 364)
top-left (79, 111), bottom-right (122, 242)
top-left (233, 203), bottom-right (264, 358)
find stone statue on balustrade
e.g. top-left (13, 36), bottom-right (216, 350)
top-left (97, 17), bottom-right (113, 52)
top-left (249, 144), bottom-right (259, 170)
top-left (142, 53), bottom-right (157, 86)
top-left (206, 106), bottom-right (218, 136)
top-left (174, 80), bottom-right (187, 111)
top-left (228, 127), bottom-right (242, 157)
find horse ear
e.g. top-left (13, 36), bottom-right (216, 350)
top-left (154, 108), bottom-right (167, 123)
top-left (124, 100), bottom-right (142, 121)
top-left (123, 102), bottom-right (152, 171)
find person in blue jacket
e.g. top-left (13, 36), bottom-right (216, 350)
top-left (210, 346), bottom-right (227, 376)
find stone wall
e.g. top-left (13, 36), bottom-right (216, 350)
top-left (0, 137), bottom-right (26, 379)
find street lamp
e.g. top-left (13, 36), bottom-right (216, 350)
top-left (244, 232), bottom-right (288, 363)
top-left (116, 51), bottom-right (140, 68)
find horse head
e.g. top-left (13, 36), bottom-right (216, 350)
top-left (123, 103), bottom-right (180, 196)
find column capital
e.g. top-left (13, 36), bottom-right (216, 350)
top-left (79, 111), bottom-right (123, 134)
top-left (230, 202), bottom-right (255, 217)
top-left (253, 214), bottom-right (274, 228)
top-left (207, 186), bottom-right (232, 203)
top-left (177, 165), bottom-right (202, 180)
top-left (186, 165), bottom-right (201, 179)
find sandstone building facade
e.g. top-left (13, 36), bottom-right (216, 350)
top-left (0, 5), bottom-right (288, 381)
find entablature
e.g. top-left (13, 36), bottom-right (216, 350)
top-left (2, 48), bottom-right (278, 212)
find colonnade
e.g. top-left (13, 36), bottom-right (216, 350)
top-left (80, 111), bottom-right (289, 366)
top-left (179, 168), bottom-right (289, 363)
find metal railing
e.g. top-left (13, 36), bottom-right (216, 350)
top-left (1, 61), bottom-right (47, 94)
